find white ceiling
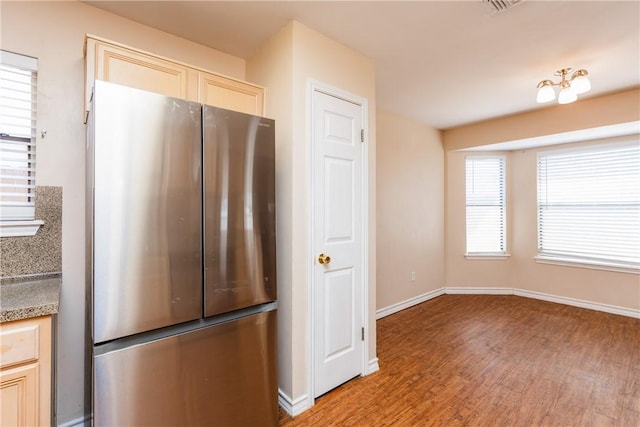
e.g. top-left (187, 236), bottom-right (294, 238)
top-left (85, 1), bottom-right (640, 130)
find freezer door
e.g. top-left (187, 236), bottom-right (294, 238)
top-left (93, 310), bottom-right (278, 427)
top-left (203, 106), bottom-right (277, 317)
top-left (91, 81), bottom-right (203, 343)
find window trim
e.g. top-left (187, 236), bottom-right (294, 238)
top-left (536, 138), bottom-right (640, 274)
top-left (0, 50), bottom-right (41, 237)
top-left (465, 154), bottom-right (507, 257)
top-left (534, 254), bottom-right (639, 275)
top-left (0, 219), bottom-right (44, 237)
top-left (465, 253), bottom-right (511, 260)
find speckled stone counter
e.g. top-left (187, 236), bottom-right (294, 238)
top-left (0, 274), bottom-right (61, 323)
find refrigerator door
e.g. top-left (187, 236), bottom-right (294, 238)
top-left (91, 81), bottom-right (203, 344)
top-left (93, 309), bottom-right (278, 427)
top-left (203, 106), bottom-right (276, 317)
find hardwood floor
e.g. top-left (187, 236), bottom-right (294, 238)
top-left (279, 295), bottom-right (640, 426)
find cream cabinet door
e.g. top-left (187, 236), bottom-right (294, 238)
top-left (0, 316), bottom-right (52, 427)
top-left (85, 36), bottom-right (266, 118)
top-left (85, 37), bottom-right (198, 113)
top-left (198, 71), bottom-right (264, 116)
top-left (1, 364), bottom-right (38, 427)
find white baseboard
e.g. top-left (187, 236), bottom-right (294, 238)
top-left (447, 286), bottom-right (640, 319)
top-left (58, 415), bottom-right (90, 427)
top-left (278, 388), bottom-right (312, 417)
top-left (445, 286), bottom-right (513, 295)
top-left (514, 288), bottom-right (640, 319)
top-left (366, 357), bottom-right (380, 375)
top-left (278, 358), bottom-right (379, 418)
top-left (377, 286), bottom-right (640, 320)
top-left (376, 287), bottom-right (445, 319)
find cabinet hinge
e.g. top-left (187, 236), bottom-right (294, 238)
top-left (361, 327), bottom-right (365, 341)
top-left (361, 129), bottom-right (364, 143)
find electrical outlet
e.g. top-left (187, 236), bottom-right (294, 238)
top-left (411, 271), bottom-right (416, 281)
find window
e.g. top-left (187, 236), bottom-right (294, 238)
top-left (0, 50), bottom-right (41, 236)
top-left (465, 155), bottom-right (506, 256)
top-left (537, 141), bottom-right (640, 271)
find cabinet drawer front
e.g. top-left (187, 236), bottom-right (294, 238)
top-left (0, 325), bottom-right (39, 368)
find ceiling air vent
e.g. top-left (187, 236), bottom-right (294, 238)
top-left (483, 0), bottom-right (524, 13)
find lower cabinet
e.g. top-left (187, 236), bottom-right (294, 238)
top-left (0, 316), bottom-right (52, 427)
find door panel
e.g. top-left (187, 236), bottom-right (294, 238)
top-left (325, 157), bottom-right (355, 242)
top-left (324, 111), bottom-right (354, 144)
top-left (203, 106), bottom-right (277, 317)
top-left (323, 268), bottom-right (355, 360)
top-left (313, 90), bottom-right (364, 397)
top-left (91, 81), bottom-right (203, 344)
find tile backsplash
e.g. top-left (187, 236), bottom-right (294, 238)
top-left (0, 186), bottom-right (62, 278)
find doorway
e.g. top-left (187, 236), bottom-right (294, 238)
top-left (309, 83), bottom-right (369, 398)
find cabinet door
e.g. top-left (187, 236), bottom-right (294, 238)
top-left (85, 37), bottom-right (197, 114)
top-left (1, 364), bottom-right (38, 427)
top-left (198, 71), bottom-right (264, 116)
top-left (85, 36), bottom-right (266, 118)
top-left (0, 316), bottom-right (51, 426)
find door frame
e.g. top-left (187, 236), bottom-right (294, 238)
top-left (306, 79), bottom-right (370, 406)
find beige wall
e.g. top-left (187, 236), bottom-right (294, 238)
top-left (246, 22), bottom-right (296, 399)
top-left (445, 149), bottom-right (513, 288)
top-left (376, 110), bottom-right (444, 310)
top-left (510, 139), bottom-right (640, 309)
top-left (292, 20), bottom-right (377, 399)
top-left (444, 88), bottom-right (640, 150)
top-left (1, 2), bottom-right (245, 424)
top-left (248, 20), bottom-right (377, 405)
top-left (443, 89), bottom-right (640, 311)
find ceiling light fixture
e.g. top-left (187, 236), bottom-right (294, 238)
top-left (536, 68), bottom-right (591, 104)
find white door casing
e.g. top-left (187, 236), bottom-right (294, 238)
top-left (311, 85), bottom-right (366, 398)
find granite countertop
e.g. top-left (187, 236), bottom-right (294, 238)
top-left (0, 274), bottom-right (61, 323)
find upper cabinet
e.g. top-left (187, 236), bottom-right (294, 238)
top-left (198, 71), bottom-right (264, 117)
top-left (85, 37), bottom-right (197, 104)
top-left (85, 35), bottom-right (264, 118)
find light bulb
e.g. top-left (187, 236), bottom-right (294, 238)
top-left (571, 74), bottom-right (591, 94)
top-left (536, 81), bottom-right (555, 103)
top-left (558, 86), bottom-right (577, 104)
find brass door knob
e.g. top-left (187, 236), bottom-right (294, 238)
top-left (318, 253), bottom-right (331, 265)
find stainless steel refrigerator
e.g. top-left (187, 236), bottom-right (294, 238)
top-left (86, 80), bottom-right (277, 426)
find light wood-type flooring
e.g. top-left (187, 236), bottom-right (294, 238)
top-left (279, 294), bottom-right (640, 426)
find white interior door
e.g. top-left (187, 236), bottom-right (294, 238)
top-left (312, 89), bottom-right (364, 398)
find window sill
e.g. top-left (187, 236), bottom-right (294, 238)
top-left (0, 220), bottom-right (44, 238)
top-left (465, 253), bottom-right (511, 260)
top-left (535, 255), bottom-right (639, 275)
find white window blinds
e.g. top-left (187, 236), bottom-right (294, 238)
top-left (0, 50), bottom-right (37, 220)
top-left (466, 155), bottom-right (506, 254)
top-left (537, 141), bottom-right (640, 269)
